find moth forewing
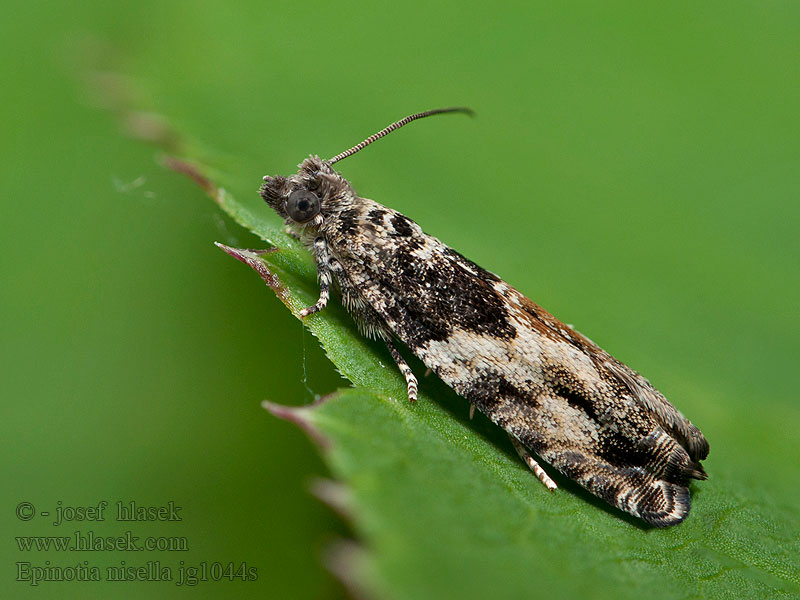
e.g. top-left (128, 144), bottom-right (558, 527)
top-left (259, 109), bottom-right (708, 527)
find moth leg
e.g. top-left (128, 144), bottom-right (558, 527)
top-left (299, 237), bottom-right (331, 318)
top-left (509, 435), bottom-right (558, 491)
top-left (385, 341), bottom-right (418, 403)
top-left (469, 404), bottom-right (475, 420)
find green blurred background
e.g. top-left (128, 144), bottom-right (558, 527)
top-left (2, 1), bottom-right (798, 598)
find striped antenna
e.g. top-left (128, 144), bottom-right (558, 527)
top-left (328, 107), bottom-right (474, 165)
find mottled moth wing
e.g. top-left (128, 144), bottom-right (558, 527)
top-left (335, 206), bottom-right (707, 524)
top-left (262, 155), bottom-right (709, 527)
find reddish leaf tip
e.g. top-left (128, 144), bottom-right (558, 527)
top-left (215, 244), bottom-right (289, 303)
top-left (309, 478), bottom-right (354, 521)
top-left (323, 539), bottom-right (372, 600)
top-left (162, 155), bottom-right (217, 196)
top-left (263, 400), bottom-right (330, 449)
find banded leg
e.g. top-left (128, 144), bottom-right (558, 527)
top-left (299, 237), bottom-right (332, 317)
top-left (509, 435), bottom-right (558, 491)
top-left (386, 341), bottom-right (418, 402)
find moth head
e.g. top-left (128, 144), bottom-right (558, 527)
top-left (260, 157), bottom-right (333, 225)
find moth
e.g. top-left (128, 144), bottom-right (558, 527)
top-left (259, 108), bottom-right (709, 526)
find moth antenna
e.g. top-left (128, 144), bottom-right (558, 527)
top-left (328, 107), bottom-right (474, 165)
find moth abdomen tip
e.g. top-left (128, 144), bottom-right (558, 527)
top-left (635, 482), bottom-right (691, 527)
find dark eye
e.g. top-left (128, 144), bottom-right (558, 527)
top-left (286, 189), bottom-right (320, 223)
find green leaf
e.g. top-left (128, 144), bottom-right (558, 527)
top-left (279, 389), bottom-right (800, 600)
top-left (161, 154), bottom-right (799, 600)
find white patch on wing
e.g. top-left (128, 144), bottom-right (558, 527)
top-left (420, 323), bottom-right (603, 447)
top-left (538, 395), bottom-right (600, 445)
top-left (421, 329), bottom-right (520, 383)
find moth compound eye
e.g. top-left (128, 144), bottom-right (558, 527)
top-left (286, 189), bottom-right (320, 223)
